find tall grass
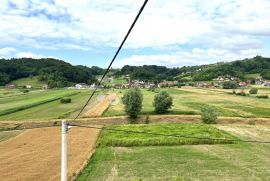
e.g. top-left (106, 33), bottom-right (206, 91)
top-left (99, 123), bottom-right (238, 147)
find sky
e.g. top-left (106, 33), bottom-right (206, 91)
top-left (0, 0), bottom-right (270, 68)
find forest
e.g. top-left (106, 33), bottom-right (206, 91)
top-left (1, 56), bottom-right (270, 87)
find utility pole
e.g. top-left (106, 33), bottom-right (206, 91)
top-left (61, 120), bottom-right (68, 181)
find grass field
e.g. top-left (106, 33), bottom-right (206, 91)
top-left (11, 76), bottom-right (47, 88)
top-left (0, 89), bottom-right (103, 121)
top-left (77, 124), bottom-right (270, 181)
top-left (98, 123), bottom-right (237, 146)
top-left (104, 87), bottom-right (270, 118)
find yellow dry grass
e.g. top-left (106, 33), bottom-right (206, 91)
top-left (0, 127), bottom-right (100, 181)
top-left (83, 94), bottom-right (116, 117)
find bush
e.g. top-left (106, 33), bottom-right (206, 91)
top-left (21, 89), bottom-right (29, 93)
top-left (257, 95), bottom-right (269, 99)
top-left (223, 81), bottom-right (238, 89)
top-left (201, 106), bottom-right (218, 124)
top-left (122, 88), bottom-right (143, 120)
top-left (144, 115), bottom-right (150, 124)
top-left (60, 97), bottom-right (71, 104)
top-left (153, 91), bottom-right (173, 113)
top-left (249, 87), bottom-right (258, 94)
top-left (232, 89), bottom-right (236, 94)
top-left (236, 90), bottom-right (247, 96)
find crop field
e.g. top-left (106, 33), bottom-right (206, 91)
top-left (77, 124), bottom-right (270, 181)
top-left (0, 127), bottom-right (100, 181)
top-left (104, 86), bottom-right (270, 118)
top-left (0, 89), bottom-right (104, 121)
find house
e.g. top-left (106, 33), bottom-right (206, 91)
top-left (75, 83), bottom-right (89, 89)
top-left (239, 82), bottom-right (247, 87)
top-left (195, 82), bottom-right (211, 88)
top-left (158, 81), bottom-right (178, 87)
top-left (25, 85), bottom-right (32, 89)
top-left (113, 83), bottom-right (123, 89)
top-left (42, 84), bottom-right (49, 89)
top-left (5, 83), bottom-right (17, 89)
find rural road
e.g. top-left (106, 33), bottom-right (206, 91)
top-left (0, 127), bottom-right (100, 181)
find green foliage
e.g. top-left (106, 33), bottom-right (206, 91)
top-left (21, 89), bottom-right (29, 93)
top-left (249, 88), bottom-right (258, 94)
top-left (122, 88), bottom-right (143, 120)
top-left (144, 115), bottom-right (150, 124)
top-left (257, 95), bottom-right (269, 99)
top-left (153, 91), bottom-right (173, 113)
top-left (60, 97), bottom-right (71, 104)
top-left (0, 72), bottom-right (10, 86)
top-left (223, 81), bottom-right (238, 89)
top-left (201, 106), bottom-right (218, 124)
top-left (0, 58), bottom-right (101, 88)
top-left (99, 124), bottom-right (237, 147)
top-left (236, 90), bottom-right (247, 96)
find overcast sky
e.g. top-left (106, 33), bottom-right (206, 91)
top-left (0, 0), bottom-right (270, 68)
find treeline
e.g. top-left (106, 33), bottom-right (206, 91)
top-left (0, 58), bottom-right (104, 87)
top-left (114, 65), bottom-right (182, 81)
top-left (115, 56), bottom-right (270, 82)
top-left (189, 56), bottom-right (270, 81)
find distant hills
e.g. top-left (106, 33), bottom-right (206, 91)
top-left (0, 58), bottom-right (103, 87)
top-left (1, 56), bottom-right (270, 88)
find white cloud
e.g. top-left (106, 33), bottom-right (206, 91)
top-left (0, 0), bottom-right (270, 67)
top-left (115, 48), bottom-right (270, 68)
top-left (0, 47), bottom-right (56, 59)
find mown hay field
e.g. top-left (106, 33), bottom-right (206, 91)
top-left (104, 86), bottom-right (270, 118)
top-left (0, 127), bottom-right (100, 181)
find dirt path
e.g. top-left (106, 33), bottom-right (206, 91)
top-left (0, 127), bottom-right (100, 181)
top-left (83, 93), bottom-right (116, 117)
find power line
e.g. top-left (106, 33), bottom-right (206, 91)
top-left (68, 124), bottom-right (270, 144)
top-left (72, 0), bottom-right (149, 121)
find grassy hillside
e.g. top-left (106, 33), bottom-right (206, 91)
top-left (11, 76), bottom-right (46, 88)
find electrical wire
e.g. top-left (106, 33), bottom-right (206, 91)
top-left (68, 123), bottom-right (270, 144)
top-left (72, 0), bottom-right (149, 121)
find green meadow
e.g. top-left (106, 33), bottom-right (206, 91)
top-left (77, 124), bottom-right (270, 181)
top-left (104, 87), bottom-right (270, 118)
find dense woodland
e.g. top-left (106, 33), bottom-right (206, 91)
top-left (1, 56), bottom-right (270, 87)
top-left (0, 58), bottom-right (103, 87)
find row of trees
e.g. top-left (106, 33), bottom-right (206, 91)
top-left (122, 88), bottom-right (173, 121)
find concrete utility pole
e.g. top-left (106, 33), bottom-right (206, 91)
top-left (61, 120), bottom-right (68, 181)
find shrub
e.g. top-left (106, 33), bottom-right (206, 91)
top-left (223, 81), bottom-right (238, 89)
top-left (201, 106), bottom-right (218, 124)
top-left (21, 89), bottom-right (29, 93)
top-left (249, 87), bottom-right (258, 94)
top-left (153, 91), bottom-right (173, 113)
top-left (144, 115), bottom-right (150, 124)
top-left (122, 88), bottom-right (143, 120)
top-left (60, 97), bottom-right (71, 104)
top-left (232, 89), bottom-right (236, 94)
top-left (257, 95), bottom-right (269, 99)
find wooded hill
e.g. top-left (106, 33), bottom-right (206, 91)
top-left (114, 56), bottom-right (270, 82)
top-left (0, 58), bottom-right (103, 87)
top-left (1, 56), bottom-right (270, 87)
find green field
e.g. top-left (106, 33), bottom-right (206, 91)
top-left (77, 124), bottom-right (270, 181)
top-left (11, 76), bottom-right (47, 88)
top-left (0, 89), bottom-right (100, 121)
top-left (99, 124), bottom-right (237, 146)
top-left (104, 87), bottom-right (270, 118)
